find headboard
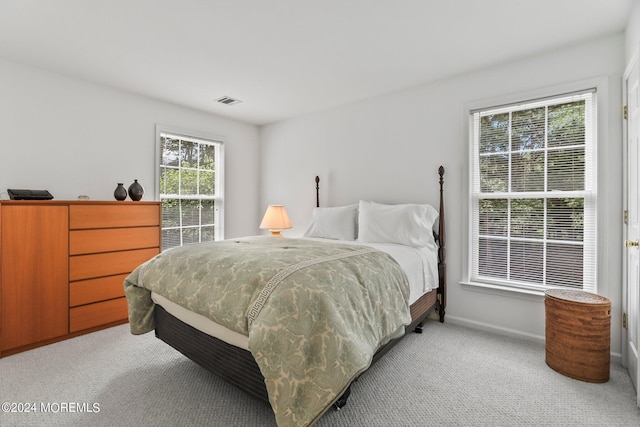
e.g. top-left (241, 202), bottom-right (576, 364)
top-left (313, 166), bottom-right (446, 322)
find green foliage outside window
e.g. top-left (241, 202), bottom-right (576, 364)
top-left (159, 134), bottom-right (219, 250)
top-left (474, 98), bottom-right (591, 289)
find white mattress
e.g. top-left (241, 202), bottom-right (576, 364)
top-left (151, 238), bottom-right (439, 350)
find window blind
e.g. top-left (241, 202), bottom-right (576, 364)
top-left (470, 90), bottom-right (597, 292)
top-left (159, 131), bottom-right (223, 250)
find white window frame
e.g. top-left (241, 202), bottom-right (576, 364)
top-left (156, 125), bottom-right (225, 250)
top-left (463, 82), bottom-right (601, 295)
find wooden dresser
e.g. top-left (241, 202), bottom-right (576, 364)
top-left (0, 200), bottom-right (161, 357)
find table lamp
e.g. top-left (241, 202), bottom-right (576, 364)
top-left (259, 205), bottom-right (292, 237)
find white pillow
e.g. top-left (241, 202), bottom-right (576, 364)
top-left (357, 200), bottom-right (438, 248)
top-left (303, 204), bottom-right (358, 240)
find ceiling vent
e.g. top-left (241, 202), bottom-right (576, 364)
top-left (216, 96), bottom-right (242, 106)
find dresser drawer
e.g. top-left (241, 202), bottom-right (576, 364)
top-left (69, 204), bottom-right (160, 229)
top-left (70, 227), bottom-right (160, 255)
top-left (69, 248), bottom-right (159, 281)
top-left (69, 297), bottom-right (129, 333)
top-left (69, 274), bottom-right (128, 307)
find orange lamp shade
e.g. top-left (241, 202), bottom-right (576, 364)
top-left (259, 205), bottom-right (292, 237)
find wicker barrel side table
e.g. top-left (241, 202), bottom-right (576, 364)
top-left (544, 289), bottom-right (611, 383)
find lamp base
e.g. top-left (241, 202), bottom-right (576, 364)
top-left (269, 230), bottom-right (283, 237)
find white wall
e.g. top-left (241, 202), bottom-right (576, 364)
top-left (260, 34), bottom-right (626, 356)
top-left (0, 58), bottom-right (260, 238)
top-left (625, 0), bottom-right (640, 63)
top-left (1, 26), bottom-right (629, 357)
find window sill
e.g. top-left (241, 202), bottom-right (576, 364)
top-left (460, 281), bottom-right (545, 303)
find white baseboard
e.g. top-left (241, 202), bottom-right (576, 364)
top-left (444, 315), bottom-right (546, 343)
top-left (443, 315), bottom-right (622, 365)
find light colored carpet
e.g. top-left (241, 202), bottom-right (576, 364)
top-left (1, 321), bottom-right (639, 426)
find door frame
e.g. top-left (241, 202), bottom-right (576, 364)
top-left (622, 43), bottom-right (640, 406)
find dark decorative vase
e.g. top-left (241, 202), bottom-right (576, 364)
top-left (128, 180), bottom-right (144, 201)
top-left (114, 183), bottom-right (127, 201)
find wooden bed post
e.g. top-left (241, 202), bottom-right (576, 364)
top-left (315, 176), bottom-right (320, 208)
top-left (437, 166), bottom-right (446, 323)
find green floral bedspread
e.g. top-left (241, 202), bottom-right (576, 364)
top-left (124, 237), bottom-right (411, 427)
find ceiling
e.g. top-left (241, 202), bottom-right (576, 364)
top-left (0, 0), bottom-right (633, 125)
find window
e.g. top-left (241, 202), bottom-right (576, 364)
top-left (157, 127), bottom-right (224, 251)
top-left (469, 90), bottom-right (596, 292)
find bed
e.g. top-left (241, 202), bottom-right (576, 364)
top-left (124, 166), bottom-right (446, 427)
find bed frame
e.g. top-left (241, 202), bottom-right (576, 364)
top-left (153, 166), bottom-right (446, 410)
